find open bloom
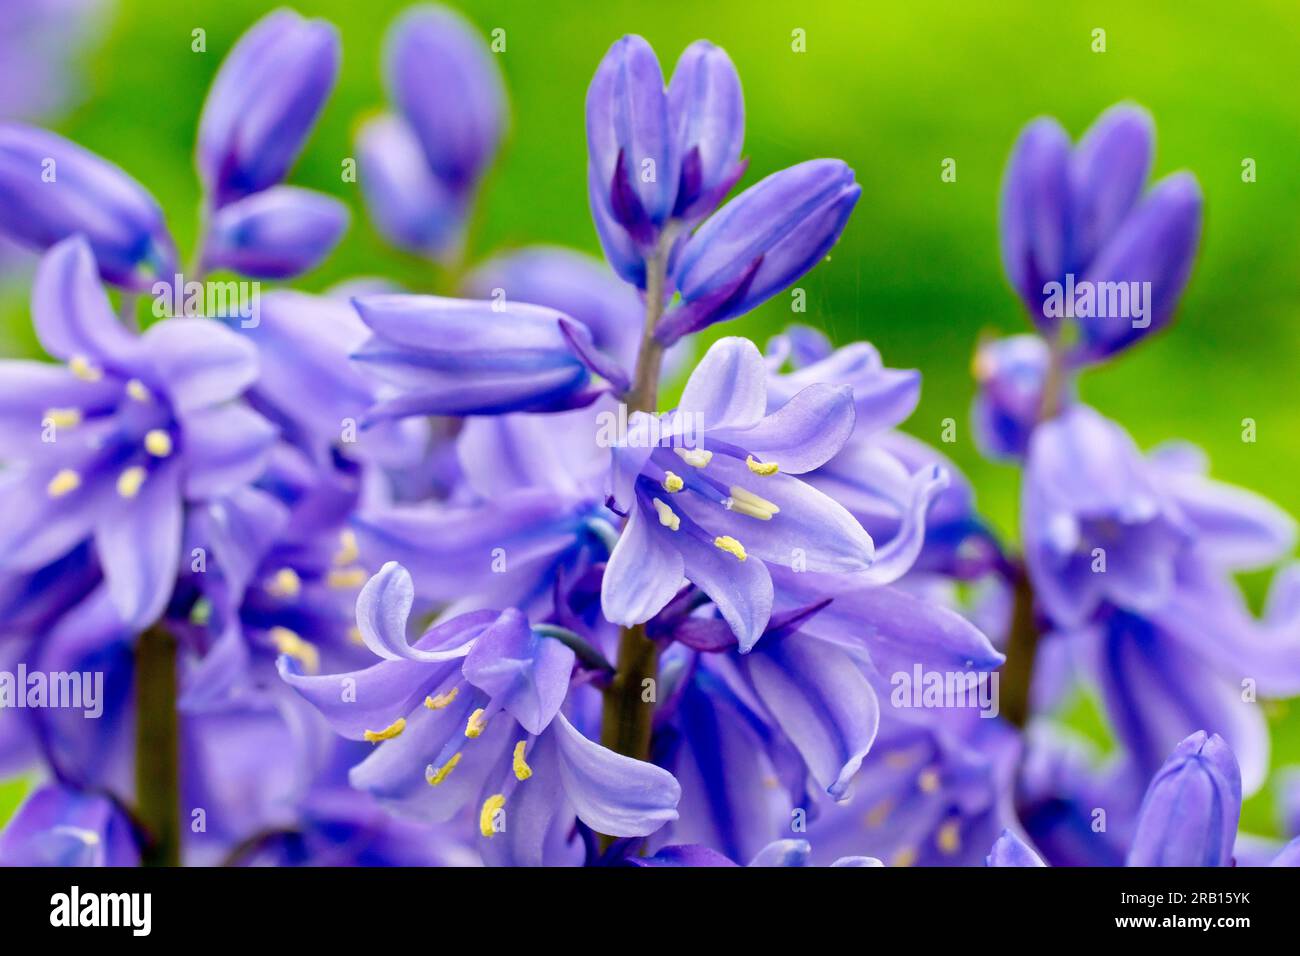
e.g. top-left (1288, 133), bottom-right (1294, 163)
top-left (0, 237), bottom-right (275, 627)
top-left (1022, 404), bottom-right (1192, 629)
top-left (602, 337), bottom-right (872, 650)
top-left (280, 562), bottom-right (680, 865)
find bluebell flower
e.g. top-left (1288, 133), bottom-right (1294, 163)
top-left (351, 293), bottom-right (602, 421)
top-left (0, 783), bottom-right (139, 866)
top-left (585, 35), bottom-right (684, 286)
top-left (767, 327), bottom-right (1000, 580)
top-left (667, 41), bottom-right (747, 224)
top-left (359, 5), bottom-right (506, 262)
top-left (201, 186), bottom-right (349, 279)
top-left (176, 447), bottom-right (377, 708)
top-left (279, 562), bottom-right (680, 865)
top-left (1127, 730), bottom-right (1240, 866)
top-left (464, 247), bottom-right (646, 381)
top-left (652, 588), bottom-right (1001, 862)
top-left (1014, 724), bottom-right (1136, 866)
top-left (385, 5), bottom-right (506, 196)
top-left (1000, 103), bottom-right (1202, 361)
top-left (602, 337), bottom-right (873, 651)
top-left (657, 160), bottom-right (861, 344)
top-left (970, 333), bottom-right (1061, 462)
top-left (0, 124), bottom-right (176, 289)
top-left (352, 404), bottom-right (616, 621)
top-left (0, 238), bottom-right (276, 628)
top-left (583, 31), bottom-right (757, 292)
top-left (995, 732), bottom-right (1300, 867)
top-left (356, 113), bottom-right (468, 261)
top-left (1021, 403), bottom-right (1192, 629)
top-left (801, 708), bottom-right (1020, 867)
top-left (219, 289), bottom-right (433, 471)
top-left (196, 8), bottom-right (340, 207)
top-left (585, 33), bottom-right (855, 315)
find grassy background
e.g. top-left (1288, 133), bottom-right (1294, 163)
top-left (2, 0), bottom-right (1298, 834)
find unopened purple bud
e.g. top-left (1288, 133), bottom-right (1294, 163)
top-left (971, 334), bottom-right (1064, 461)
top-left (356, 113), bottom-right (466, 261)
top-left (659, 159), bottom-right (859, 343)
top-left (1073, 172), bottom-right (1202, 362)
top-left (999, 116), bottom-right (1071, 332)
top-left (668, 40), bottom-right (746, 222)
top-left (196, 8), bottom-right (340, 206)
top-left (0, 123), bottom-right (174, 289)
top-left (384, 5), bottom-right (507, 192)
top-left (1126, 731), bottom-right (1241, 867)
top-left (203, 185), bottom-right (348, 279)
top-left (586, 35), bottom-right (679, 256)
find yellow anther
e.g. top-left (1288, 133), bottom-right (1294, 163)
top-left (334, 529), bottom-right (359, 566)
top-left (69, 355), bottom-right (101, 382)
top-left (116, 465), bottom-right (146, 499)
top-left (865, 798), bottom-right (893, 828)
top-left (424, 687), bottom-right (460, 710)
top-left (936, 820), bottom-right (962, 855)
top-left (265, 567), bottom-right (302, 599)
top-left (43, 408), bottom-right (82, 429)
top-left (144, 429), bottom-right (173, 458)
top-left (674, 447), bottom-right (713, 468)
top-left (125, 378), bottom-right (151, 402)
top-left (47, 468), bottom-right (82, 498)
top-left (347, 626), bottom-right (365, 646)
top-left (745, 455), bottom-right (779, 476)
top-left (512, 740), bottom-right (533, 781)
top-left (479, 794), bottom-right (506, 837)
top-left (726, 485), bottom-right (780, 521)
top-left (327, 566), bottom-right (367, 590)
top-left (884, 749), bottom-right (920, 769)
top-left (425, 753), bottom-right (462, 786)
top-left (363, 717), bottom-right (406, 743)
top-left (269, 626), bottom-right (320, 674)
top-left (713, 535), bottom-right (747, 561)
top-left (917, 768), bottom-right (941, 794)
top-left (465, 708), bottom-right (488, 738)
top-left (661, 471), bottom-right (684, 493)
top-left (891, 846), bottom-right (918, 868)
top-left (652, 497), bottom-right (680, 531)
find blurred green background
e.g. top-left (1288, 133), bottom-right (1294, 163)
top-left (2, 0), bottom-right (1298, 832)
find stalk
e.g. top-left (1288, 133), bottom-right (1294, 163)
top-left (998, 336), bottom-right (1067, 727)
top-left (135, 623), bottom-right (181, 866)
top-left (600, 240), bottom-right (671, 767)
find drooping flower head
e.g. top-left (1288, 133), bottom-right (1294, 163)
top-left (602, 337), bottom-right (873, 651)
top-left (0, 238), bottom-right (275, 628)
top-left (280, 562), bottom-right (680, 865)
